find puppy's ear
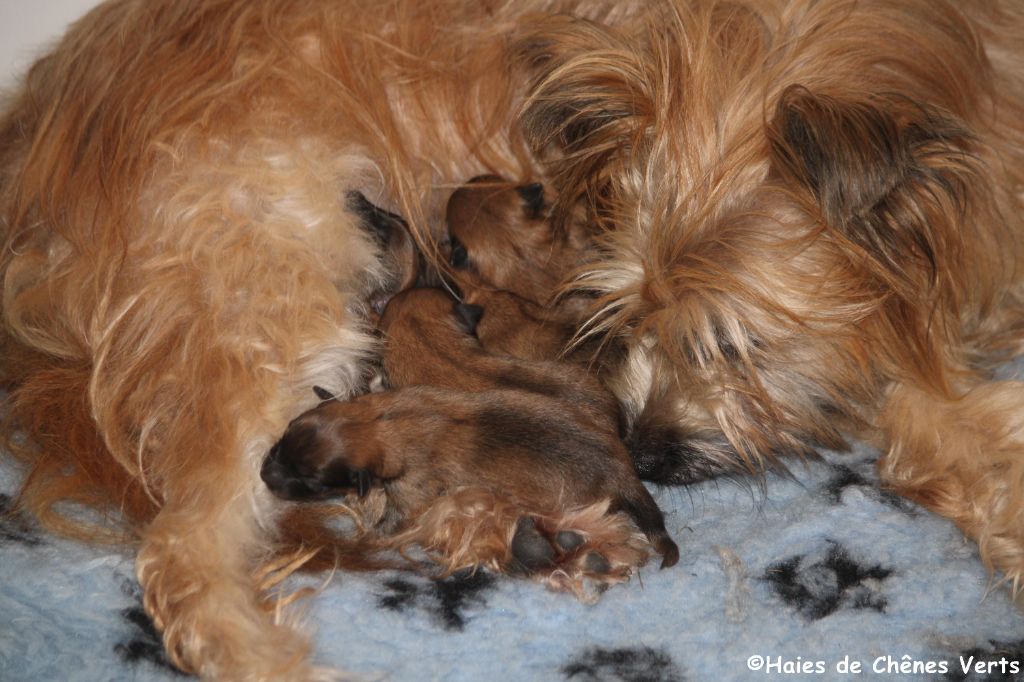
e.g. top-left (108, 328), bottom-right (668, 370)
top-left (516, 183), bottom-right (546, 219)
top-left (768, 85), bottom-right (977, 282)
top-left (313, 386), bottom-right (335, 401)
top-left (453, 303), bottom-right (484, 336)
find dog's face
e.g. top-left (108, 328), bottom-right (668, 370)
top-left (444, 176), bottom-right (589, 306)
top-left (516, 12), bottom-right (996, 468)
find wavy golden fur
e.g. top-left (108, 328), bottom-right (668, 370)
top-left (0, 1), bottom-right (634, 677)
top-left (520, 0), bottom-right (1024, 587)
top-left (1, 0), bottom-right (1023, 679)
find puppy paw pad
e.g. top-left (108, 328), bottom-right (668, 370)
top-left (510, 517), bottom-right (556, 572)
top-left (554, 530), bottom-right (586, 552)
top-left (582, 552), bottom-right (611, 575)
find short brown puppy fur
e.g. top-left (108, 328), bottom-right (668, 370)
top-left (263, 287), bottom-right (679, 574)
top-left (445, 175), bottom-right (592, 309)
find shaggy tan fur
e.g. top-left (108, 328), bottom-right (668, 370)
top-left (517, 0), bottom-right (1024, 588)
top-left (0, 2), bottom-right (635, 678)
top-left (1, 0), bottom-right (1023, 679)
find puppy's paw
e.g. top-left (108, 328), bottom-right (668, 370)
top-left (510, 517), bottom-right (557, 572)
top-left (507, 510), bottom-right (651, 603)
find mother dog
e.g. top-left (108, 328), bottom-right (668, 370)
top-left (2, 0), bottom-right (1023, 679)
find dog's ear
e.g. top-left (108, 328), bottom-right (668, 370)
top-left (517, 17), bottom-right (650, 232)
top-left (312, 386), bottom-right (335, 402)
top-left (346, 191), bottom-right (408, 246)
top-left (767, 85), bottom-right (978, 283)
top-left (516, 183), bottom-right (546, 219)
top-left (348, 190), bottom-right (420, 294)
top-left (453, 303), bottom-right (484, 336)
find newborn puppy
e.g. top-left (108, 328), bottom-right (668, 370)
top-left (444, 175), bottom-right (592, 307)
top-left (262, 287), bottom-right (679, 570)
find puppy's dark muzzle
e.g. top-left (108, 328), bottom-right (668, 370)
top-left (261, 442), bottom-right (374, 501)
top-left (261, 443), bottom-right (320, 501)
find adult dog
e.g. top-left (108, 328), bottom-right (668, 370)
top-left (1, 0), bottom-right (1022, 679)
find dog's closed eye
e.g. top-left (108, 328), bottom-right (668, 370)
top-left (449, 235), bottom-right (470, 269)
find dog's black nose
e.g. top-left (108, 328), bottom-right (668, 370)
top-left (260, 444), bottom-right (283, 487)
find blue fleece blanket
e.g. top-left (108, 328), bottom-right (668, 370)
top-left (3, 365), bottom-right (1024, 681)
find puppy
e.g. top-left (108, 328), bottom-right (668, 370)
top-left (445, 178), bottom-right (738, 482)
top-left (262, 287), bottom-right (680, 577)
top-left (444, 175), bottom-right (590, 307)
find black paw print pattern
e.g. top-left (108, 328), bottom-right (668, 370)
top-left (562, 646), bottom-right (684, 682)
top-left (824, 463), bottom-right (919, 514)
top-left (113, 578), bottom-right (186, 676)
top-left (763, 541), bottom-right (893, 620)
top-left (944, 639), bottom-right (1024, 682)
top-left (376, 569), bottom-right (496, 631)
top-left (0, 493), bottom-right (43, 546)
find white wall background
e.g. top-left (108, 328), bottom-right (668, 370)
top-left (0, 0), bottom-right (102, 89)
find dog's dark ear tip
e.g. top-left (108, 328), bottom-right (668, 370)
top-left (516, 183), bottom-right (546, 217)
top-left (313, 385), bottom-right (334, 401)
top-left (453, 303), bottom-right (485, 335)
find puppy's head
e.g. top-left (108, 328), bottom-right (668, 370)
top-left (375, 287), bottom-right (483, 387)
top-left (261, 398), bottom-right (380, 502)
top-left (461, 286), bottom-right (572, 362)
top-left (444, 176), bottom-right (589, 305)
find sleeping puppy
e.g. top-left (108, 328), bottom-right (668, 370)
top-left (262, 287), bottom-right (679, 579)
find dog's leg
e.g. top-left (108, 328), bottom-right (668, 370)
top-left (877, 379), bottom-right (1024, 597)
top-left (123, 332), bottom-right (363, 679)
top-left (137, 476), bottom-right (320, 680)
top-left (389, 490), bottom-right (653, 604)
top-left (510, 504), bottom-right (653, 603)
top-left (66, 223), bottom-right (375, 679)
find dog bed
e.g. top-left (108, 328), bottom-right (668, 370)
top-left (2, 362), bottom-right (1023, 681)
